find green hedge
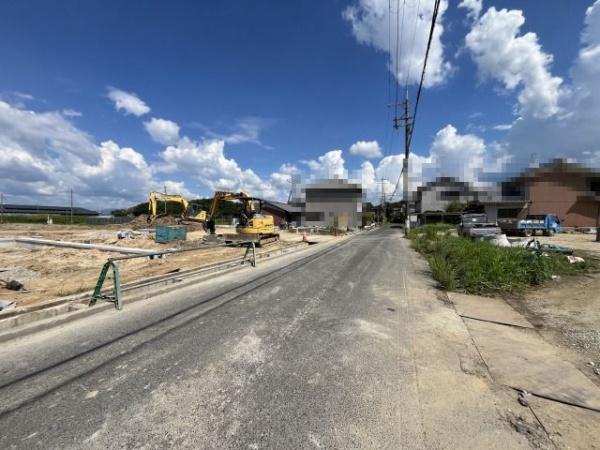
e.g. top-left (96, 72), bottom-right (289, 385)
top-left (409, 224), bottom-right (591, 295)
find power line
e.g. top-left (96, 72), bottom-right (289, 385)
top-left (407, 0), bottom-right (442, 151)
top-left (390, 166), bottom-right (403, 199)
top-left (388, 0), bottom-right (393, 110)
top-left (404, 0), bottom-right (421, 88)
top-left (384, 0), bottom-right (395, 160)
top-left (393, 0), bottom-right (406, 120)
top-left (388, 0), bottom-right (421, 198)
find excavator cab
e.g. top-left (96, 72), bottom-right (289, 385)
top-left (203, 192), bottom-right (279, 245)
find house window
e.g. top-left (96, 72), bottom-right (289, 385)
top-left (589, 178), bottom-right (600, 196)
top-left (440, 191), bottom-right (460, 201)
top-left (497, 208), bottom-right (521, 218)
top-left (502, 181), bottom-right (523, 197)
top-left (306, 212), bottom-right (324, 221)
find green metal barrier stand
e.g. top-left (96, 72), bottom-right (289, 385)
top-left (90, 260), bottom-right (122, 310)
top-left (90, 241), bottom-right (256, 311)
top-left (243, 241), bottom-right (257, 267)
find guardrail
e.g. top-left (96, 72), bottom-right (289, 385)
top-left (90, 240), bottom-right (257, 310)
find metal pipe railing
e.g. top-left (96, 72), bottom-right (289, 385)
top-left (92, 240), bottom-right (257, 310)
top-left (107, 240), bottom-right (254, 262)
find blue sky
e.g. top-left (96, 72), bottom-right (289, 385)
top-left (1, 0), bottom-right (599, 207)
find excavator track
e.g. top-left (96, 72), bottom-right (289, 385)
top-left (217, 233), bottom-right (280, 247)
top-left (257, 233), bottom-right (280, 247)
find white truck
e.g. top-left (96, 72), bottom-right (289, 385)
top-left (458, 213), bottom-right (502, 239)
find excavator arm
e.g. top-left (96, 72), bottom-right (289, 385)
top-left (203, 191), bottom-right (260, 234)
top-left (207, 191), bottom-right (254, 219)
top-left (147, 192), bottom-right (190, 223)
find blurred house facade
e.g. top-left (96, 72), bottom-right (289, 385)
top-left (412, 160), bottom-right (600, 228)
top-left (262, 179), bottom-right (364, 229)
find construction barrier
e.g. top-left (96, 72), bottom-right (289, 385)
top-left (90, 240), bottom-right (257, 310)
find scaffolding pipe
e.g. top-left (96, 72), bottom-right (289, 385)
top-left (12, 237), bottom-right (158, 255)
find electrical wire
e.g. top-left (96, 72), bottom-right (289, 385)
top-left (407, 0), bottom-right (442, 151)
top-left (384, 0), bottom-right (395, 160)
top-left (404, 0), bottom-right (421, 88)
top-left (390, 0), bottom-right (435, 200)
top-left (393, 0), bottom-right (406, 119)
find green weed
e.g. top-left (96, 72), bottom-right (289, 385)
top-left (409, 224), bottom-right (590, 295)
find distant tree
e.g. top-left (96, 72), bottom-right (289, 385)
top-left (111, 208), bottom-right (130, 217)
top-left (114, 196), bottom-right (246, 219)
top-left (445, 201), bottom-right (466, 213)
top-left (189, 198), bottom-right (243, 220)
top-left (362, 211), bottom-right (376, 226)
top-left (464, 200), bottom-right (485, 214)
top-left (132, 202), bottom-right (150, 216)
top-left (363, 202), bottom-right (376, 213)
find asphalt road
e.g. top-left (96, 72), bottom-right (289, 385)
top-left (0, 227), bottom-right (532, 449)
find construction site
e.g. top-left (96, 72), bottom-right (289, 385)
top-left (0, 187), bottom-right (352, 313)
top-left (1, 223), bottom-right (322, 308)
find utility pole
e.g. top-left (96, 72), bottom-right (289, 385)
top-left (70, 188), bottom-right (73, 225)
top-left (0, 192), bottom-right (3, 224)
top-left (380, 176), bottom-right (385, 223)
top-left (596, 203), bottom-right (600, 242)
top-left (393, 88), bottom-right (413, 236)
top-left (164, 184), bottom-right (167, 216)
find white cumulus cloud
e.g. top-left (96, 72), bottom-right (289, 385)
top-left (62, 109), bottom-right (82, 117)
top-left (349, 140), bottom-right (382, 159)
top-left (465, 7), bottom-right (563, 119)
top-left (491, 0), bottom-right (600, 170)
top-left (157, 137), bottom-right (279, 199)
top-left (0, 100), bottom-right (193, 207)
top-left (302, 150), bottom-right (347, 179)
top-left (107, 87), bottom-right (151, 116)
top-left (343, 0), bottom-right (452, 87)
top-left (144, 117), bottom-right (180, 145)
top-left (458, 0), bottom-right (482, 21)
top-left (426, 124), bottom-right (487, 183)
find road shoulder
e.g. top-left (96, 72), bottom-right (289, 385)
top-left (447, 288), bottom-right (600, 449)
top-left (401, 237), bottom-right (544, 449)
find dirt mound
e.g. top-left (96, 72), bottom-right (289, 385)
top-left (130, 214), bottom-right (180, 229)
top-left (129, 214), bottom-right (206, 232)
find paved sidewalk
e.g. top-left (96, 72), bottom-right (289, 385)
top-left (449, 291), bottom-right (600, 449)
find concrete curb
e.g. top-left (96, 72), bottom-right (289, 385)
top-left (0, 240), bottom-right (317, 343)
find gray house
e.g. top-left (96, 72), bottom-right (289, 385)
top-left (268, 179), bottom-right (364, 229)
top-left (415, 178), bottom-right (478, 213)
top-left (301, 179), bottom-right (363, 228)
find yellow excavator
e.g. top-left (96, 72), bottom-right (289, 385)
top-left (203, 191), bottom-right (279, 245)
top-left (147, 191), bottom-right (206, 224)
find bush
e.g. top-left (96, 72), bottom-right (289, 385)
top-left (409, 224), bottom-right (590, 295)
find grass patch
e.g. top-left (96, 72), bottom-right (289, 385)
top-left (409, 224), bottom-right (591, 295)
top-left (0, 214), bottom-right (89, 225)
top-left (429, 254), bottom-right (457, 290)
